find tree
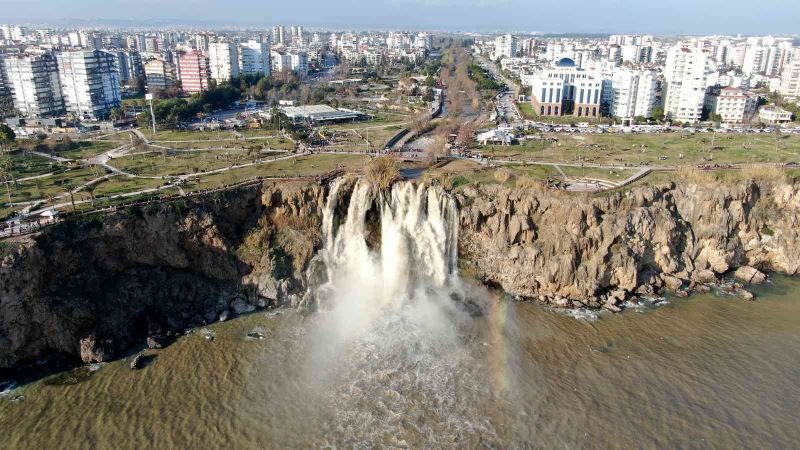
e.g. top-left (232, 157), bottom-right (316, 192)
top-left (0, 124), bottom-right (16, 153)
top-left (0, 155), bottom-right (12, 201)
top-left (651, 107), bottom-right (665, 123)
top-left (110, 107), bottom-right (125, 123)
top-left (84, 183), bottom-right (96, 208)
top-left (63, 182), bottom-right (77, 212)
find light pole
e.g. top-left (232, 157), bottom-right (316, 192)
top-left (146, 93), bottom-right (156, 136)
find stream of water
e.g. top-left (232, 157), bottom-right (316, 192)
top-left (2, 181), bottom-right (799, 449)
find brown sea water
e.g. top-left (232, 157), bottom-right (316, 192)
top-left (2, 276), bottom-right (799, 449)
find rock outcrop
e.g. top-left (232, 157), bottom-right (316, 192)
top-left (0, 181), bottom-right (325, 369)
top-left (456, 180), bottom-right (800, 309)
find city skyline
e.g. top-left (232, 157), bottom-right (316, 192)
top-left (2, 0), bottom-right (800, 35)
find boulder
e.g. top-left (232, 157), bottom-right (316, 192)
top-left (130, 354), bottom-right (144, 370)
top-left (662, 275), bottom-right (684, 291)
top-left (692, 270), bottom-right (718, 284)
top-left (231, 298), bottom-right (255, 315)
top-left (218, 310), bottom-right (231, 322)
top-left (733, 266), bottom-right (767, 284)
top-left (146, 334), bottom-right (172, 350)
top-left (738, 289), bottom-right (756, 301)
top-left (79, 334), bottom-right (114, 364)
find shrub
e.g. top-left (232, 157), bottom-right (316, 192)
top-left (365, 157), bottom-right (401, 190)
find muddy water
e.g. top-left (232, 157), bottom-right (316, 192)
top-left (2, 277), bottom-right (800, 449)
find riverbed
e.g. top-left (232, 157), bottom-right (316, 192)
top-left (2, 277), bottom-right (799, 449)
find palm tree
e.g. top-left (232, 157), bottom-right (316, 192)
top-left (84, 183), bottom-right (96, 208)
top-left (63, 182), bottom-right (77, 212)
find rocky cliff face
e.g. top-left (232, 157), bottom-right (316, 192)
top-left (2, 178), bottom-right (800, 370)
top-left (456, 180), bottom-right (800, 310)
top-left (0, 182), bottom-right (326, 369)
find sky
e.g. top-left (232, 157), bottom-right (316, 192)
top-left (2, 0), bottom-right (799, 35)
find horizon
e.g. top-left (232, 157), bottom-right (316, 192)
top-left (2, 0), bottom-right (800, 35)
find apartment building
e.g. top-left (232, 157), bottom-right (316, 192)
top-left (57, 50), bottom-right (121, 120)
top-left (179, 51), bottom-right (211, 94)
top-left (493, 34), bottom-right (517, 60)
top-left (664, 46), bottom-right (716, 123)
top-left (705, 86), bottom-right (756, 124)
top-left (113, 50), bottom-right (143, 83)
top-left (3, 52), bottom-right (64, 117)
top-left (239, 40), bottom-right (271, 76)
top-left (779, 53), bottom-right (800, 98)
top-left (530, 58), bottom-right (603, 118)
top-left (144, 59), bottom-right (176, 91)
top-left (271, 50), bottom-right (308, 75)
top-left (208, 42), bottom-right (240, 82)
top-left (610, 68), bottom-right (658, 119)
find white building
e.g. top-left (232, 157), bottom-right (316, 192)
top-left (239, 40), bottom-right (271, 76)
top-left (530, 58), bottom-right (603, 118)
top-left (57, 50), bottom-right (121, 120)
top-left (271, 50), bottom-right (308, 75)
top-left (610, 68), bottom-right (658, 119)
top-left (664, 46), bottom-right (716, 123)
top-left (208, 42), bottom-right (240, 82)
top-left (779, 53), bottom-right (800, 98)
top-left (2, 52), bottom-right (64, 117)
top-left (144, 59), bottom-right (176, 92)
top-left (759, 106), bottom-right (792, 124)
top-left (705, 86), bottom-right (756, 124)
top-left (493, 34), bottom-right (517, 60)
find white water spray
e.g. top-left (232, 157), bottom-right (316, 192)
top-left (307, 178), bottom-right (500, 447)
top-left (314, 178), bottom-right (461, 337)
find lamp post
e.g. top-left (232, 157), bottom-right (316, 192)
top-left (146, 93), bottom-right (156, 136)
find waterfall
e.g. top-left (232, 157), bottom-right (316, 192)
top-left (307, 178), bottom-right (499, 446)
top-left (315, 178), bottom-right (459, 316)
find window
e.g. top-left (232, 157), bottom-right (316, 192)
top-left (547, 106), bottom-right (552, 115)
top-left (541, 106), bottom-right (545, 115)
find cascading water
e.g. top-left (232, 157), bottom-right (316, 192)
top-left (307, 178), bottom-right (502, 448)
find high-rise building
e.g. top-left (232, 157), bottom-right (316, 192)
top-left (179, 50), bottom-right (211, 94)
top-left (779, 49), bottom-right (800, 98)
top-left (113, 50), bottom-right (143, 83)
top-left (208, 42), bottom-right (240, 82)
top-left (664, 46), bottom-right (716, 123)
top-left (493, 34), bottom-right (517, 60)
top-left (144, 36), bottom-right (158, 53)
top-left (272, 26), bottom-right (285, 45)
top-left (610, 68), bottom-right (658, 119)
top-left (239, 40), bottom-right (271, 76)
top-left (57, 50), bottom-right (121, 120)
top-left (2, 52), bottom-right (64, 117)
top-left (144, 59), bottom-right (176, 92)
top-left (194, 33), bottom-right (210, 52)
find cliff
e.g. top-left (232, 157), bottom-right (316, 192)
top-left (2, 178), bottom-right (799, 369)
top-left (456, 180), bottom-right (800, 310)
top-left (0, 182), bottom-right (326, 369)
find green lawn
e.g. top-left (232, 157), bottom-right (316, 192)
top-left (151, 130), bottom-right (236, 141)
top-left (9, 152), bottom-right (64, 179)
top-left (5, 166), bottom-right (106, 204)
top-left (477, 131), bottom-right (800, 167)
top-left (186, 154), bottom-right (371, 190)
top-left (91, 176), bottom-right (170, 197)
top-left (57, 141), bottom-right (117, 160)
top-left (110, 150), bottom-right (253, 178)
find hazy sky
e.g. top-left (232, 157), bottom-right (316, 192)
top-left (2, 0), bottom-right (799, 35)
